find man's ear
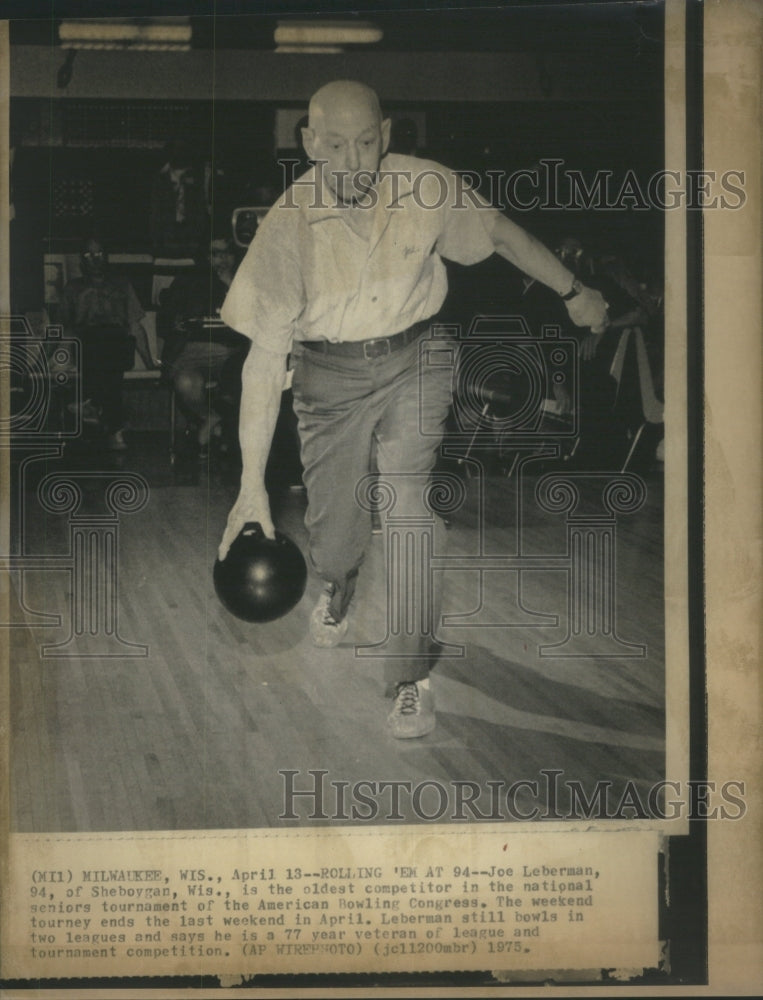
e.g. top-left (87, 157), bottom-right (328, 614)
top-left (301, 127), bottom-right (316, 161)
top-left (380, 118), bottom-right (391, 156)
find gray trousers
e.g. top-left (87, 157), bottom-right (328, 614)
top-left (290, 333), bottom-right (453, 685)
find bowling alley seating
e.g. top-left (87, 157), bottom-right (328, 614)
top-left (608, 325), bottom-right (664, 472)
top-left (451, 315), bottom-right (579, 477)
top-left (451, 326), bottom-right (663, 477)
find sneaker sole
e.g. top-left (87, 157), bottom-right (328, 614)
top-left (308, 619), bottom-right (349, 648)
top-left (387, 716), bottom-right (436, 739)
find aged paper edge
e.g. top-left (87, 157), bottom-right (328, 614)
top-left (1, 0), bottom-right (761, 994)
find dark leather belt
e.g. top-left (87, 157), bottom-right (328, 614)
top-left (301, 319), bottom-right (431, 361)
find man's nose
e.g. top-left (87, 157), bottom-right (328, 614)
top-left (346, 143), bottom-right (360, 171)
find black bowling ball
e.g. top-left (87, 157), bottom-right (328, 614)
top-left (213, 522), bottom-right (307, 623)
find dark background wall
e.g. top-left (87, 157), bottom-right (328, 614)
top-left (8, 3), bottom-right (665, 312)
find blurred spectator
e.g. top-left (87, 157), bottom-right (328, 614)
top-left (560, 242), bottom-right (649, 362)
top-left (518, 237), bottom-right (652, 469)
top-left (61, 236), bottom-right (155, 450)
top-left (150, 140), bottom-right (210, 258)
top-left (562, 239), bottom-right (652, 468)
top-left (158, 234), bottom-right (247, 456)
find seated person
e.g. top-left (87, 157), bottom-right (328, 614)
top-left (578, 247), bottom-right (651, 360)
top-left (519, 237), bottom-right (650, 469)
top-left (158, 235), bottom-right (247, 455)
top-left (61, 236), bottom-right (155, 451)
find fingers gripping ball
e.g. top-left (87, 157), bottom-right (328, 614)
top-left (213, 522), bottom-right (307, 623)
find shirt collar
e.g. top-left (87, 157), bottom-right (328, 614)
top-left (304, 154), bottom-right (415, 224)
top-left (378, 154), bottom-right (417, 208)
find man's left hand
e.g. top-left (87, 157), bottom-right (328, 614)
top-left (565, 285), bottom-right (609, 333)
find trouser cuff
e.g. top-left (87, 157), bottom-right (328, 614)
top-left (383, 660), bottom-right (433, 691)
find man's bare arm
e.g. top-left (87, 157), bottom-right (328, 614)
top-left (218, 343), bottom-right (288, 557)
top-left (488, 214), bottom-right (609, 332)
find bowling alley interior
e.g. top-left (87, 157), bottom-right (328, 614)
top-left (6, 6), bottom-right (672, 831)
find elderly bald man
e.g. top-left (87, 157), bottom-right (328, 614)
top-left (220, 80), bottom-right (608, 738)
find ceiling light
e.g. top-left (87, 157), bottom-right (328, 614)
top-left (274, 20), bottom-right (382, 53)
top-left (58, 18), bottom-right (192, 51)
top-left (275, 45), bottom-right (344, 55)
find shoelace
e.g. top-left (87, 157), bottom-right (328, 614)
top-left (394, 683), bottom-right (419, 716)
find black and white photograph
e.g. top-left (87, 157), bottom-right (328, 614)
top-left (0, 0), bottom-right (760, 994)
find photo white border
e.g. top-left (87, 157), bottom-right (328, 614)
top-left (1, 0), bottom-right (761, 993)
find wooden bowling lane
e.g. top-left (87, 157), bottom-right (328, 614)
top-left (10, 466), bottom-right (665, 831)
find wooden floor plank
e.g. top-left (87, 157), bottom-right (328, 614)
top-left (9, 443), bottom-right (668, 831)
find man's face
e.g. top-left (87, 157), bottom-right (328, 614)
top-left (81, 240), bottom-right (107, 279)
top-left (210, 240), bottom-right (236, 275)
top-left (555, 240), bottom-right (584, 275)
top-left (303, 98), bottom-right (390, 205)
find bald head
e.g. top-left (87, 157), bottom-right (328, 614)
top-left (308, 80), bottom-right (382, 130)
top-left (302, 80), bottom-right (390, 205)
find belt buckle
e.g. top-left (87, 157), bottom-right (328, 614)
top-left (363, 338), bottom-right (390, 361)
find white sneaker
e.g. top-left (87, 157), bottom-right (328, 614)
top-left (309, 590), bottom-right (349, 647)
top-left (387, 681), bottom-right (436, 739)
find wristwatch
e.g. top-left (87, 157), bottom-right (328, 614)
top-left (560, 278), bottom-right (584, 301)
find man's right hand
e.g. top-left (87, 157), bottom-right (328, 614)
top-left (218, 486), bottom-right (275, 560)
top-left (217, 341), bottom-right (288, 559)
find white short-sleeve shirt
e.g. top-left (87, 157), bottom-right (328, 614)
top-left (221, 153), bottom-right (500, 356)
